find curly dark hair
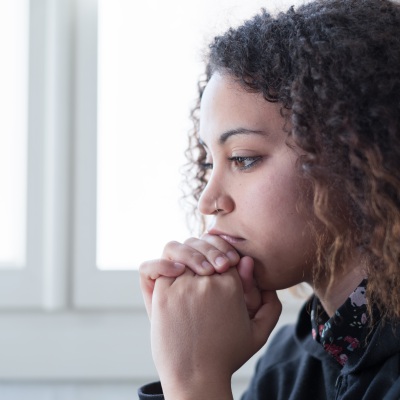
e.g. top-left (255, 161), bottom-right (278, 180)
top-left (182, 0), bottom-right (400, 320)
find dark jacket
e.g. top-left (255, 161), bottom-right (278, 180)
top-left (138, 300), bottom-right (400, 399)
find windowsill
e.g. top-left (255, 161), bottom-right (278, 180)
top-left (0, 300), bottom-right (300, 380)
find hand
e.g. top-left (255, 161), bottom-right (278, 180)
top-left (151, 268), bottom-right (282, 399)
top-left (139, 234), bottom-right (241, 318)
top-left (236, 256), bottom-right (263, 319)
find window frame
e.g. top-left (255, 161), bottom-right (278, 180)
top-left (0, 0), bottom-right (301, 389)
top-left (72, 0), bottom-right (142, 309)
top-left (0, 0), bottom-right (72, 310)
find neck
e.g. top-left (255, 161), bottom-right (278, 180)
top-left (313, 254), bottom-right (367, 317)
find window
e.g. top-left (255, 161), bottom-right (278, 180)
top-left (0, 0), bottom-right (28, 270)
top-left (1, 0), bottom-right (304, 394)
top-left (0, 0), bottom-right (42, 308)
top-left (96, 0), bottom-right (193, 271)
top-left (95, 0), bottom-right (296, 272)
top-left (74, 0), bottom-right (290, 307)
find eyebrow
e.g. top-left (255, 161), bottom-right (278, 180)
top-left (199, 127), bottom-right (268, 147)
top-left (219, 128), bottom-right (267, 144)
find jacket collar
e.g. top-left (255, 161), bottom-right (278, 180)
top-left (294, 296), bottom-right (400, 373)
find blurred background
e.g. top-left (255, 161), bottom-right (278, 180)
top-left (1, 0), bottom-right (305, 398)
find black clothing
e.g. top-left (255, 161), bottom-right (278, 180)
top-left (138, 299), bottom-right (400, 399)
top-left (310, 279), bottom-right (369, 366)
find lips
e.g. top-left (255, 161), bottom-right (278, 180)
top-left (207, 228), bottom-right (245, 245)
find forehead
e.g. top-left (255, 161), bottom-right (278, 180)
top-left (199, 73), bottom-right (284, 144)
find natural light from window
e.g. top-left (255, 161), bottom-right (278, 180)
top-left (0, 0), bottom-right (28, 269)
top-left (96, 0), bottom-right (300, 270)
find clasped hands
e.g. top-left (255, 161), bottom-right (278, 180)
top-left (139, 234), bottom-right (282, 399)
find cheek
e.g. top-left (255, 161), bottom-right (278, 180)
top-left (243, 173), bottom-right (316, 260)
top-left (247, 175), bottom-right (301, 221)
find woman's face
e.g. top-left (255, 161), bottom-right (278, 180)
top-left (198, 72), bottom-right (317, 290)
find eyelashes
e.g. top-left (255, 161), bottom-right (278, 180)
top-left (200, 156), bottom-right (262, 171)
top-left (201, 162), bottom-right (213, 170)
top-left (228, 156), bottom-right (262, 170)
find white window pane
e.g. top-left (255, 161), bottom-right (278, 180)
top-left (96, 0), bottom-right (298, 270)
top-left (0, 0), bottom-right (29, 268)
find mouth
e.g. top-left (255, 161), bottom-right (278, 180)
top-left (218, 234), bottom-right (245, 245)
top-left (207, 229), bottom-right (245, 245)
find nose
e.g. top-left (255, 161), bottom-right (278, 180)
top-left (197, 174), bottom-right (234, 216)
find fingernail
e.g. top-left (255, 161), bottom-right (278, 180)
top-left (227, 251), bottom-right (238, 261)
top-left (174, 262), bottom-right (185, 269)
top-left (215, 256), bottom-right (228, 267)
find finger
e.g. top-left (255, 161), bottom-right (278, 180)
top-left (183, 237), bottom-right (232, 273)
top-left (139, 259), bottom-right (185, 318)
top-left (251, 291), bottom-right (282, 351)
top-left (236, 256), bottom-right (254, 293)
top-left (151, 267), bottom-right (196, 319)
top-left (199, 233), bottom-right (241, 271)
top-left (163, 265), bottom-right (196, 287)
top-left (161, 240), bottom-right (216, 275)
top-left (237, 257), bottom-right (262, 318)
top-left (162, 237), bottom-right (237, 276)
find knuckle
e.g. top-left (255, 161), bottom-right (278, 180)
top-left (207, 248), bottom-right (224, 260)
top-left (164, 240), bottom-right (181, 249)
top-left (190, 251), bottom-right (206, 263)
top-left (138, 260), bottom-right (150, 274)
top-left (183, 236), bottom-right (198, 246)
top-left (138, 259), bottom-right (162, 276)
top-left (162, 240), bottom-right (182, 256)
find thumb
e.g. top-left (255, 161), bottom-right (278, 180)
top-left (251, 290), bottom-right (282, 351)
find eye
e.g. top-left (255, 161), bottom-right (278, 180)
top-left (199, 146), bottom-right (213, 171)
top-left (200, 162), bottom-right (213, 170)
top-left (228, 156), bottom-right (262, 170)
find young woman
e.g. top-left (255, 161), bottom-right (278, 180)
top-left (138, 0), bottom-right (400, 398)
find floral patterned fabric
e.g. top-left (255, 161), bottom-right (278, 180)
top-left (311, 279), bottom-right (369, 366)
